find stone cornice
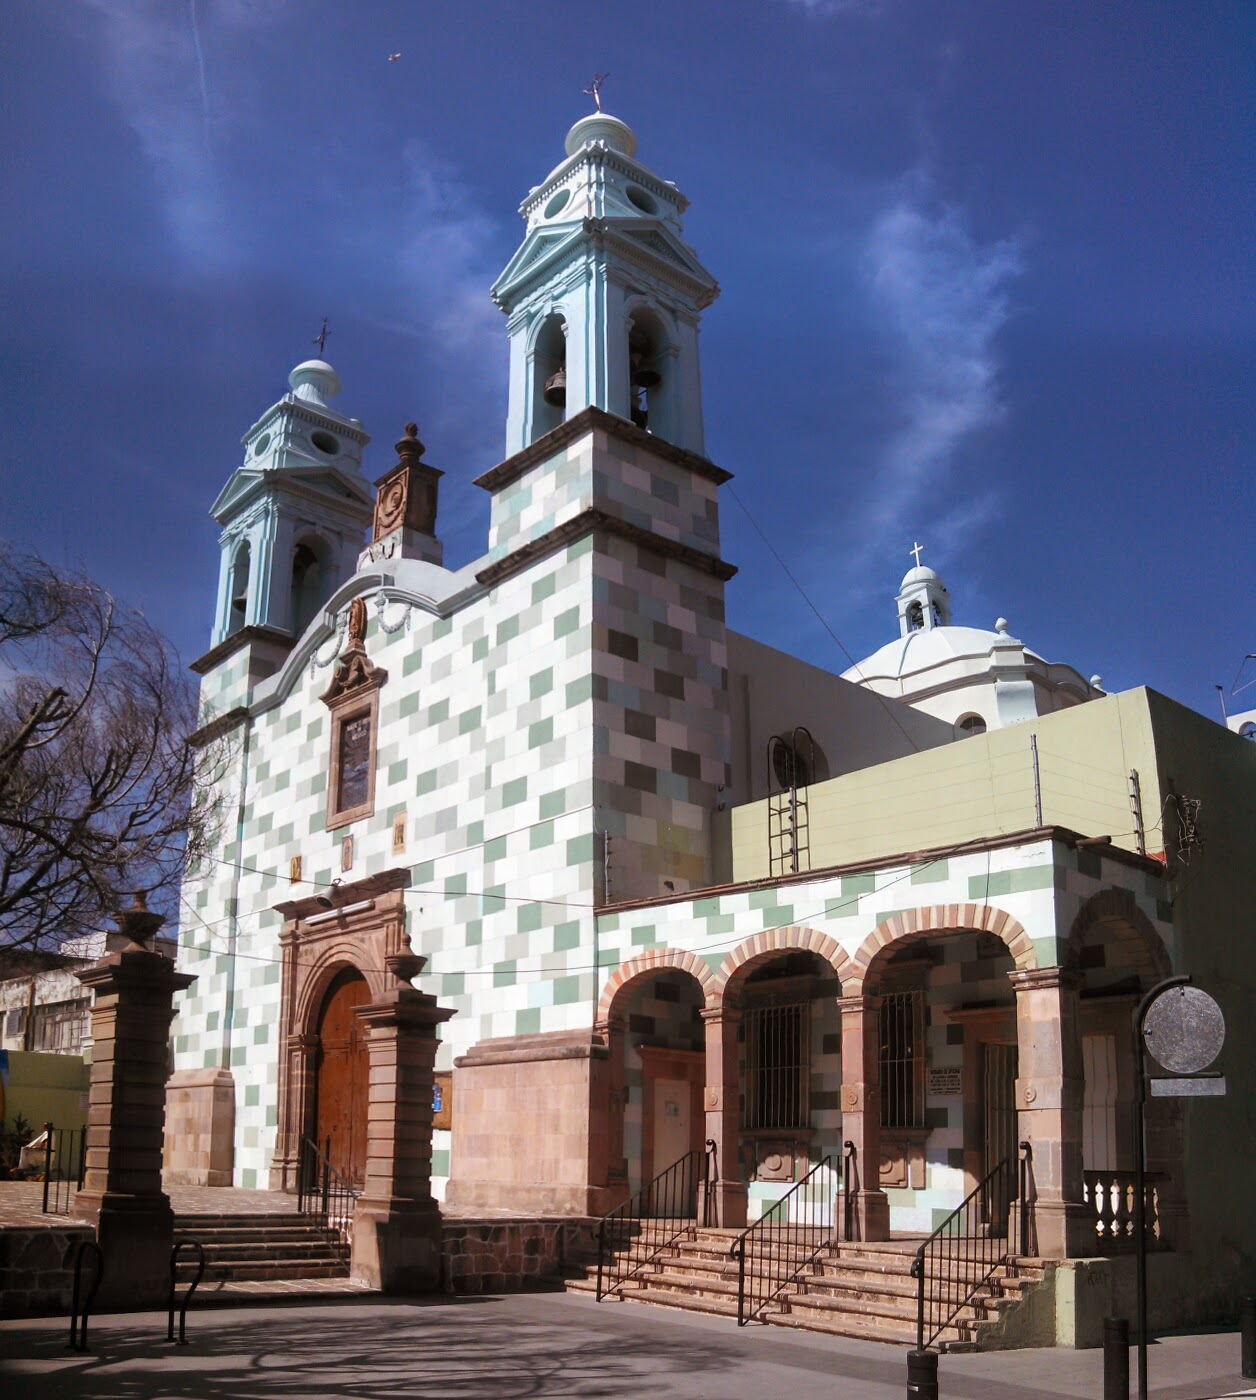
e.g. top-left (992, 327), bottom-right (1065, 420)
top-left (595, 827), bottom-right (1167, 918)
top-left (475, 506), bottom-right (737, 590)
top-left (187, 704), bottom-right (250, 749)
top-left (474, 405), bottom-right (731, 493)
top-left (190, 624), bottom-right (294, 676)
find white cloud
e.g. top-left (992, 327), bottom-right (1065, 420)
top-left (73, 1), bottom-right (278, 267)
top-left (850, 189), bottom-right (1022, 573)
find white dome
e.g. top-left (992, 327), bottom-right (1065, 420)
top-left (288, 360), bottom-right (341, 407)
top-left (900, 564), bottom-right (941, 590)
top-left (843, 625), bottom-right (1030, 684)
top-left (565, 112), bottom-right (638, 158)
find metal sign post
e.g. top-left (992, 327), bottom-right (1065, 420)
top-left (1132, 978), bottom-right (1227, 1400)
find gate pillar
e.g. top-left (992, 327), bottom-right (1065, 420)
top-left (838, 993), bottom-right (890, 1241)
top-left (701, 1006), bottom-right (746, 1228)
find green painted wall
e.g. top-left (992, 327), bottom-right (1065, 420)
top-left (0, 1051), bottom-right (89, 1137)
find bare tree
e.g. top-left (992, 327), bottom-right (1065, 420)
top-left (0, 542), bottom-right (221, 950)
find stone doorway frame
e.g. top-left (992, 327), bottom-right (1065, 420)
top-left (269, 867), bottom-right (412, 1192)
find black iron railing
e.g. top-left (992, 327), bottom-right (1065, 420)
top-left (841, 1139), bottom-right (855, 1242)
top-left (596, 1142), bottom-right (716, 1301)
top-left (297, 1136), bottom-right (359, 1243)
top-left (730, 1154), bottom-right (837, 1326)
top-left (40, 1122), bottom-right (87, 1215)
top-left (911, 1143), bottom-right (1029, 1351)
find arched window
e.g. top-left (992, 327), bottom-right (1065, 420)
top-left (530, 313), bottom-right (567, 442)
top-left (626, 306), bottom-right (674, 441)
top-left (906, 601), bottom-right (925, 632)
top-left (957, 713), bottom-right (987, 737)
top-left (1239, 721), bottom-right (1256, 741)
top-left (227, 541), bottom-right (251, 636)
top-left (290, 537), bottom-right (330, 637)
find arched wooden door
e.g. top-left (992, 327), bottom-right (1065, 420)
top-left (314, 968), bottom-right (370, 1187)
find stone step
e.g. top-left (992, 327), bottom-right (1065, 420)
top-left (627, 1287), bottom-right (742, 1320)
top-left (175, 1226), bottom-right (338, 1244)
top-left (179, 1241), bottom-right (350, 1264)
top-left (176, 1259), bottom-right (349, 1283)
top-left (766, 1310), bottom-right (979, 1352)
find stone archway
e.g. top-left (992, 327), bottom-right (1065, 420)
top-left (849, 903), bottom-right (1037, 995)
top-left (269, 868), bottom-right (412, 1193)
top-left (711, 926), bottom-right (853, 1007)
top-left (596, 949), bottom-right (718, 1209)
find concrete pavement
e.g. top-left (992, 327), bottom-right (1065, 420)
top-left (1, 1289), bottom-right (1251, 1400)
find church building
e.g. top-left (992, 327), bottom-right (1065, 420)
top-left (168, 108), bottom-right (1254, 1343)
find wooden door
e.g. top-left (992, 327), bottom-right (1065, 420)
top-left (315, 970), bottom-right (370, 1187)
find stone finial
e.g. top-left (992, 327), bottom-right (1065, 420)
top-left (116, 889), bottom-right (166, 950)
top-left (397, 422), bottom-right (426, 460)
top-left (347, 597), bottom-right (368, 649)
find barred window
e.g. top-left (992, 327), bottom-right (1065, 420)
top-left (879, 990), bottom-right (925, 1129)
top-left (743, 1001), bottom-right (810, 1130)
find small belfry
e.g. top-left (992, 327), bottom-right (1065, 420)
top-left (208, 357), bottom-right (373, 648)
top-left (493, 103), bottom-right (720, 457)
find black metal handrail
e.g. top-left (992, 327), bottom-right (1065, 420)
top-left (596, 1141), bottom-right (715, 1301)
top-left (168, 1240), bottom-right (206, 1345)
top-left (41, 1122), bottom-right (87, 1215)
top-left (67, 1239), bottom-right (104, 1353)
top-left (730, 1153), bottom-right (837, 1326)
top-left (911, 1142), bottom-right (1030, 1351)
top-left (842, 1139), bottom-right (855, 1242)
top-left (297, 1136), bottom-right (359, 1243)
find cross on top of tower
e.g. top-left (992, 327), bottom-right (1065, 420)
top-left (313, 317), bottom-right (330, 357)
top-left (910, 541), bottom-right (925, 568)
top-left (583, 72), bottom-right (609, 112)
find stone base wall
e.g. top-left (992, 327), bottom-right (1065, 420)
top-left (441, 1217), bottom-right (595, 1294)
top-left (164, 1068), bottom-right (235, 1186)
top-left (446, 1030), bottom-right (609, 1215)
top-left (0, 1225), bottom-right (94, 1317)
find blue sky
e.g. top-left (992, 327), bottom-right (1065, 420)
top-left (3, 1), bottom-right (1252, 722)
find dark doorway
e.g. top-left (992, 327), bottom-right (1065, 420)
top-left (982, 1042), bottom-right (1018, 1234)
top-left (315, 968), bottom-right (370, 1186)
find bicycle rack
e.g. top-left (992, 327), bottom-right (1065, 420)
top-left (168, 1240), bottom-right (206, 1346)
top-left (67, 1240), bottom-right (104, 1352)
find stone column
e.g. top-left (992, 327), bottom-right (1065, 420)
top-left (269, 1033), bottom-right (318, 1192)
top-left (701, 1006), bottom-right (746, 1228)
top-left (598, 1015), bottom-right (629, 1200)
top-left (838, 994), bottom-right (890, 1241)
top-left (350, 971), bottom-right (455, 1292)
top-left (1145, 1096), bottom-right (1190, 1252)
top-left (74, 897), bottom-right (195, 1309)
top-left (1009, 967), bottom-right (1090, 1257)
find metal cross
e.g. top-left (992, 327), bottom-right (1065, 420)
top-left (583, 72), bottom-right (609, 112)
top-left (313, 317), bottom-right (330, 356)
top-left (910, 541), bottom-right (925, 568)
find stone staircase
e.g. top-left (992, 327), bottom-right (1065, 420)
top-left (566, 1226), bottom-right (1048, 1351)
top-left (173, 1212), bottom-right (351, 1285)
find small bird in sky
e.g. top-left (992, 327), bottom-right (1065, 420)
top-left (388, 52), bottom-right (401, 62)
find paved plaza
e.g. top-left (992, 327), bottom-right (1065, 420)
top-left (1, 1290), bottom-right (1251, 1400)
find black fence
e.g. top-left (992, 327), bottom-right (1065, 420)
top-left (40, 1123), bottom-right (87, 1215)
top-left (596, 1143), bottom-right (715, 1301)
top-left (911, 1145), bottom-right (1028, 1350)
top-left (297, 1136), bottom-right (358, 1242)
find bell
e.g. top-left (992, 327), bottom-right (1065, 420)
top-left (631, 364), bottom-right (661, 390)
top-left (543, 367), bottom-right (567, 407)
top-left (231, 591), bottom-right (248, 615)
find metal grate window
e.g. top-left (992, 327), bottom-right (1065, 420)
top-left (743, 1001), bottom-right (810, 1130)
top-left (879, 990), bottom-right (925, 1129)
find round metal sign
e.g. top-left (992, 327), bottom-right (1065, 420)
top-left (1143, 985), bottom-right (1225, 1074)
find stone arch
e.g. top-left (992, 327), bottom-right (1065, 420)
top-left (1065, 887), bottom-right (1172, 987)
top-left (292, 935), bottom-right (391, 1042)
top-left (597, 948), bottom-right (717, 1025)
top-left (849, 903), bottom-right (1037, 994)
top-left (711, 926), bottom-right (854, 1008)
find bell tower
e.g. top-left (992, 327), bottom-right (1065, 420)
top-left (207, 358), bottom-right (374, 652)
top-left (493, 111), bottom-right (720, 458)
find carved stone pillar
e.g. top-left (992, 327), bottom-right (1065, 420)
top-left (74, 899), bottom-right (195, 1308)
top-left (269, 1033), bottom-right (318, 1192)
top-left (1145, 1096), bottom-right (1190, 1252)
top-left (350, 978), bottom-right (455, 1292)
top-left (702, 1006), bottom-right (746, 1228)
top-left (1010, 966), bottom-right (1090, 1257)
top-left (838, 994), bottom-right (890, 1241)
top-left (599, 1016), bottom-right (629, 1198)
